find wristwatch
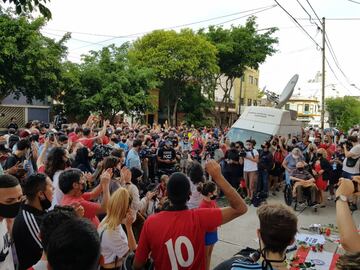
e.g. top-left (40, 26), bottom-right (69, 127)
top-left (335, 195), bottom-right (348, 203)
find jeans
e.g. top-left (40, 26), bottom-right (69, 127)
top-left (258, 169), bottom-right (269, 194)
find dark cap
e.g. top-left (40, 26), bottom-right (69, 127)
top-left (167, 172), bottom-right (190, 205)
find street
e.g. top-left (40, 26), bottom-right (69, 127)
top-left (212, 193), bottom-right (360, 268)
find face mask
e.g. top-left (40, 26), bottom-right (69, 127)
top-left (298, 167), bottom-right (304, 171)
top-left (317, 153), bottom-right (323, 158)
top-left (292, 139), bottom-right (297, 144)
top-left (62, 143), bottom-right (69, 149)
top-left (122, 139), bottom-right (127, 143)
top-left (39, 193), bottom-right (52, 210)
top-left (0, 201), bottom-right (21, 218)
top-left (111, 138), bottom-right (119, 143)
top-left (210, 195), bottom-right (217, 200)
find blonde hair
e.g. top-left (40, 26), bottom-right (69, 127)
top-left (317, 148), bottom-right (327, 159)
top-left (307, 143), bottom-right (317, 153)
top-left (100, 188), bottom-right (131, 231)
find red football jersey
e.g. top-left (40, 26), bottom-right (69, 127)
top-left (135, 208), bottom-right (222, 270)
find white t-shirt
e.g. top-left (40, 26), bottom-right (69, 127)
top-left (98, 225), bottom-right (129, 264)
top-left (343, 144), bottom-right (360, 175)
top-left (51, 170), bottom-right (64, 209)
top-left (244, 149), bottom-right (259, 172)
top-left (0, 219), bottom-right (14, 270)
top-left (187, 180), bottom-right (202, 209)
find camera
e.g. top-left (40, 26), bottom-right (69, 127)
top-left (139, 146), bottom-right (154, 160)
top-left (239, 150), bottom-right (247, 157)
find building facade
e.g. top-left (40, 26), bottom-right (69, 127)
top-left (214, 67), bottom-right (261, 124)
top-left (283, 96), bottom-right (321, 126)
top-left (0, 94), bottom-right (50, 129)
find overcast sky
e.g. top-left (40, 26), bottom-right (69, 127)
top-left (42, 0), bottom-right (360, 98)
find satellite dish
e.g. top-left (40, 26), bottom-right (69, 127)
top-left (275, 74), bottom-right (299, 108)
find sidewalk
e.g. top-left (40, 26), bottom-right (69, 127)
top-left (212, 193), bottom-right (360, 268)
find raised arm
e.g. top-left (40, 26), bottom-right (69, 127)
top-left (206, 160), bottom-right (247, 225)
top-left (336, 177), bottom-right (360, 252)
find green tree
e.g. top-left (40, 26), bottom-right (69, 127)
top-left (1, 0), bottom-right (51, 18)
top-left (201, 17), bottom-right (278, 126)
top-left (180, 83), bottom-right (214, 127)
top-left (326, 96), bottom-right (360, 131)
top-left (0, 11), bottom-right (68, 102)
top-left (60, 44), bottom-right (158, 120)
top-left (129, 29), bottom-right (219, 126)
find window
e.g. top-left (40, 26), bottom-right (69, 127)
top-left (253, 100), bottom-right (257, 106)
top-left (249, 75), bottom-right (254, 84)
top-left (240, 98), bottom-right (245, 105)
top-left (241, 76), bottom-right (245, 82)
top-left (285, 104), bottom-right (290, 110)
top-left (254, 78), bottom-right (258, 86)
top-left (247, 99), bottom-right (252, 106)
top-left (297, 105), bottom-right (303, 112)
top-left (304, 104), bottom-right (310, 112)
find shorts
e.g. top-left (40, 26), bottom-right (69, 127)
top-left (244, 171), bottom-right (258, 191)
top-left (205, 231), bottom-right (218, 246)
top-left (342, 171), bottom-right (360, 179)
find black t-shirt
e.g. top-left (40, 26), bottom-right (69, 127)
top-left (3, 154), bottom-right (24, 170)
top-left (157, 147), bottom-right (176, 169)
top-left (13, 204), bottom-right (46, 270)
top-left (7, 123), bottom-right (18, 130)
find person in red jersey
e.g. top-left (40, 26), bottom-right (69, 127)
top-left (133, 160), bottom-right (248, 270)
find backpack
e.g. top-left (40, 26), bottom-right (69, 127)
top-left (273, 150), bottom-right (285, 164)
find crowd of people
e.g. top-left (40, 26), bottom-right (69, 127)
top-left (0, 115), bottom-right (359, 270)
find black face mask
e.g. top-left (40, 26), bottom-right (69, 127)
top-left (210, 195), bottom-right (217, 200)
top-left (122, 139), bottom-right (127, 143)
top-left (0, 201), bottom-right (21, 218)
top-left (40, 194), bottom-right (52, 210)
top-left (317, 153), bottom-right (323, 158)
top-left (111, 138), bottom-right (119, 143)
top-left (298, 167), bottom-right (304, 171)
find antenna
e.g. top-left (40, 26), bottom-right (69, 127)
top-left (275, 74), bottom-right (299, 108)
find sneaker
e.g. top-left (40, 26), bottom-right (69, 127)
top-left (349, 203), bottom-right (358, 212)
top-left (310, 203), bottom-right (319, 209)
top-left (328, 195), bottom-right (334, 201)
top-left (298, 202), bottom-right (306, 208)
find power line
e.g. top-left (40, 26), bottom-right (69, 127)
top-left (273, 0), bottom-right (321, 48)
top-left (45, 5), bottom-right (276, 39)
top-left (305, 0), bottom-right (322, 23)
top-left (348, 0), bottom-right (360, 4)
top-left (71, 4), bottom-right (277, 51)
top-left (295, 0), bottom-right (321, 29)
top-left (42, 31), bottom-right (103, 45)
top-left (296, 17), bottom-right (360, 20)
top-left (325, 57), bottom-right (353, 95)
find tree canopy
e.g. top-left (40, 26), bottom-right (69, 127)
top-left (326, 96), bottom-right (360, 131)
top-left (129, 29), bottom-right (219, 126)
top-left (60, 44), bottom-right (158, 120)
top-left (201, 17), bottom-right (278, 125)
top-left (0, 11), bottom-right (67, 102)
top-left (1, 0), bottom-right (51, 18)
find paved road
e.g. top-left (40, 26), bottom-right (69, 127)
top-left (211, 192), bottom-right (360, 268)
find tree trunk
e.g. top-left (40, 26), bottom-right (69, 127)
top-left (167, 97), bottom-right (171, 126)
top-left (172, 98), bottom-right (179, 127)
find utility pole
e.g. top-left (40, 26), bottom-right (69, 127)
top-left (238, 77), bottom-right (243, 116)
top-left (321, 17), bottom-right (326, 130)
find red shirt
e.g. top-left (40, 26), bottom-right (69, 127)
top-left (135, 208), bottom-right (222, 270)
top-left (199, 199), bottom-right (218, 232)
top-left (68, 132), bottom-right (79, 143)
top-left (319, 143), bottom-right (336, 160)
top-left (77, 137), bottom-right (95, 149)
top-left (61, 193), bottom-right (100, 227)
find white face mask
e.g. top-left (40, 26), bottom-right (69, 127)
top-left (62, 143), bottom-right (69, 149)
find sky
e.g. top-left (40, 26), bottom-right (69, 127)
top-left (41, 0), bottom-right (360, 99)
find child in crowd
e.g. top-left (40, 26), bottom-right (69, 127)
top-left (199, 181), bottom-right (219, 270)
